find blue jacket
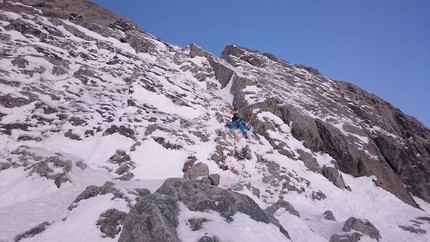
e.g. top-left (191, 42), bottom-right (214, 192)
top-left (227, 115), bottom-right (247, 135)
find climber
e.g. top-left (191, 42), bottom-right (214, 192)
top-left (224, 110), bottom-right (248, 139)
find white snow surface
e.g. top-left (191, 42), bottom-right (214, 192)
top-left (0, 4), bottom-right (429, 242)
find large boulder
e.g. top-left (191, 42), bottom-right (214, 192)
top-left (343, 217), bottom-right (381, 241)
top-left (183, 162), bottom-right (209, 180)
top-left (119, 192), bottom-right (180, 242)
top-left (330, 217), bottom-right (381, 242)
top-left (119, 178), bottom-right (291, 242)
top-left (322, 165), bottom-right (350, 190)
top-left (265, 199), bottom-right (300, 218)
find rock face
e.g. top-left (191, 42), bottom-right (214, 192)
top-left (1, 0), bottom-right (137, 39)
top-left (119, 178), bottom-right (291, 242)
top-left (213, 44), bottom-right (430, 206)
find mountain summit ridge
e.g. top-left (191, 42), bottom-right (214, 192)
top-left (0, 0), bottom-right (429, 241)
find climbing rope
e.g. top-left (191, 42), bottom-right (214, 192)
top-left (235, 160), bottom-right (246, 187)
top-left (220, 132), bottom-right (239, 188)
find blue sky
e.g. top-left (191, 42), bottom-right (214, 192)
top-left (92, 0), bottom-right (430, 128)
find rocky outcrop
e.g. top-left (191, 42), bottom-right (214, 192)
top-left (14, 222), bottom-right (51, 242)
top-left (265, 199), bottom-right (300, 218)
top-left (119, 178), bottom-right (291, 242)
top-left (69, 182), bottom-right (126, 211)
top-left (1, 0), bottom-right (136, 38)
top-left (322, 165), bottom-right (350, 190)
top-left (183, 162), bottom-right (212, 184)
top-left (96, 209), bottom-right (128, 239)
top-left (323, 210), bottom-right (336, 221)
top-left (120, 192), bottom-right (180, 242)
top-left (314, 116), bottom-right (419, 207)
top-left (330, 217), bottom-right (381, 242)
top-left (217, 44), bottom-right (430, 206)
top-left (375, 133), bottom-right (430, 204)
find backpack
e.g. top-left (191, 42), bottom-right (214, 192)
top-left (238, 113), bottom-right (244, 120)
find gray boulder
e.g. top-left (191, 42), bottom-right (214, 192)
top-left (156, 179), bottom-right (283, 226)
top-left (323, 210), bottom-right (336, 221)
top-left (206, 173), bottom-right (221, 186)
top-left (343, 217), bottom-right (381, 241)
top-left (330, 217), bottom-right (381, 242)
top-left (322, 165), bottom-right (350, 190)
top-left (119, 192), bottom-right (180, 242)
top-left (297, 149), bottom-right (321, 173)
top-left (330, 232), bottom-right (362, 242)
top-left (183, 162), bottom-right (209, 180)
top-left (265, 199), bottom-right (300, 218)
top-left (96, 209), bottom-right (128, 238)
top-left (119, 178), bottom-right (291, 242)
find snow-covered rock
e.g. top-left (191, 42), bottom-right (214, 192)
top-left (0, 0), bottom-right (429, 241)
